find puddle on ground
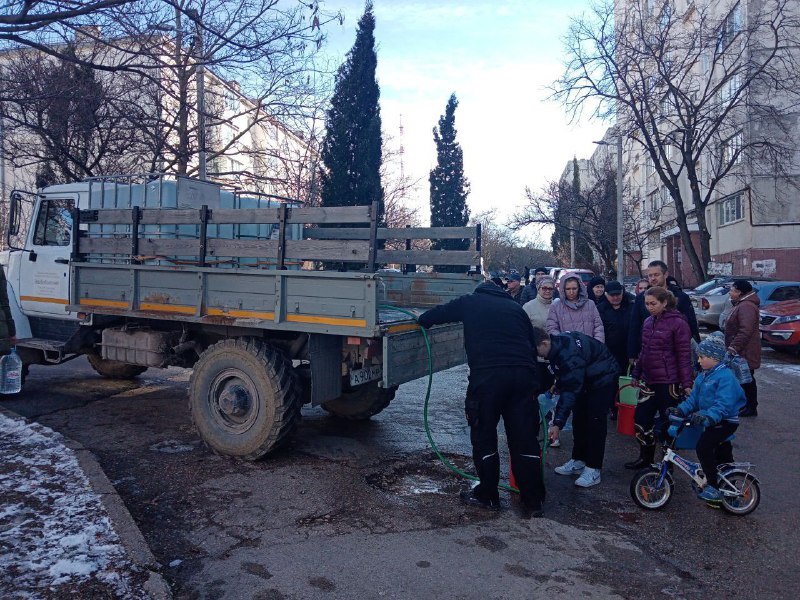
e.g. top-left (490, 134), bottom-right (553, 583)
top-left (366, 455), bottom-right (468, 497)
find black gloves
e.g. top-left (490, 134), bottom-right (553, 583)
top-left (690, 413), bottom-right (710, 428)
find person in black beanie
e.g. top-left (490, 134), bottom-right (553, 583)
top-left (588, 276), bottom-right (607, 307)
top-left (417, 280), bottom-right (546, 518)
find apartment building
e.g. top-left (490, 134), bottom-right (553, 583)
top-left (0, 28), bottom-right (316, 207)
top-left (615, 0), bottom-right (800, 286)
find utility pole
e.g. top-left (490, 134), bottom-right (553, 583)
top-left (615, 133), bottom-right (624, 283)
top-left (187, 8), bottom-right (206, 180)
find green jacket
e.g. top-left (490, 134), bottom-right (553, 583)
top-left (0, 266), bottom-right (16, 355)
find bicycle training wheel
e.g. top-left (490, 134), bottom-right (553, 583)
top-left (719, 470), bottom-right (760, 516)
top-left (630, 468), bottom-right (673, 510)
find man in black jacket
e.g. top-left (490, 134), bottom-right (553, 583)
top-left (534, 328), bottom-right (619, 488)
top-left (627, 260), bottom-right (700, 362)
top-left (418, 281), bottom-right (545, 517)
top-left (598, 281), bottom-right (634, 374)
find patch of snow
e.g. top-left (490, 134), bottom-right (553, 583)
top-left (0, 413), bottom-right (147, 597)
top-left (762, 362), bottom-right (800, 378)
top-left (169, 559), bottom-right (182, 568)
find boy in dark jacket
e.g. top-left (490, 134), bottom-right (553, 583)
top-left (669, 336), bottom-right (746, 503)
top-left (418, 281), bottom-right (545, 517)
top-left (533, 328), bottom-right (619, 488)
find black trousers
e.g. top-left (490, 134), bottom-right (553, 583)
top-left (570, 383), bottom-right (617, 469)
top-left (467, 366), bottom-right (546, 509)
top-left (696, 421), bottom-right (738, 487)
top-left (634, 383), bottom-right (681, 444)
top-left (741, 370), bottom-right (757, 410)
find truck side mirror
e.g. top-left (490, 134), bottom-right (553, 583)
top-left (8, 191), bottom-right (21, 236)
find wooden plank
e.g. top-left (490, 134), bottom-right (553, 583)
top-left (204, 206), bottom-right (373, 225)
top-left (79, 208), bottom-right (203, 225)
top-left (79, 237), bottom-right (132, 254)
top-left (377, 249), bottom-right (480, 266)
top-left (287, 206), bottom-right (372, 224)
top-left (284, 239), bottom-right (370, 262)
top-left (208, 208), bottom-right (280, 224)
top-left (305, 226), bottom-right (478, 240)
top-left (206, 238), bottom-right (279, 258)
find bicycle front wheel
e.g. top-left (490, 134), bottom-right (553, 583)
top-left (630, 468), bottom-right (673, 510)
top-left (719, 470), bottom-right (760, 516)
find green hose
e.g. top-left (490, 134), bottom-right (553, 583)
top-left (380, 305), bottom-right (548, 494)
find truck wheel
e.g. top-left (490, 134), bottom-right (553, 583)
top-left (188, 338), bottom-right (301, 460)
top-left (87, 353), bottom-right (148, 379)
top-left (322, 382), bottom-right (397, 420)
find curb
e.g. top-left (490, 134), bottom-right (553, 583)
top-left (1, 407), bottom-right (172, 599)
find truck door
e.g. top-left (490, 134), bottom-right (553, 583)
top-left (18, 196), bottom-right (77, 320)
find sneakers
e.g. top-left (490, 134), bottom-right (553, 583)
top-left (554, 459), bottom-right (585, 475)
top-left (574, 467), bottom-right (602, 488)
top-left (459, 489), bottom-right (501, 511)
top-left (549, 438), bottom-right (561, 448)
top-left (697, 486), bottom-right (722, 502)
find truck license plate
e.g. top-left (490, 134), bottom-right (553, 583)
top-left (350, 365), bottom-right (382, 386)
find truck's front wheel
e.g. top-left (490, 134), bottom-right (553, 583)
top-left (321, 382), bottom-right (397, 420)
top-left (189, 338), bottom-right (301, 460)
top-left (87, 353), bottom-right (148, 379)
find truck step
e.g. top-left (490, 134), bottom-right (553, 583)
top-left (16, 338), bottom-right (68, 363)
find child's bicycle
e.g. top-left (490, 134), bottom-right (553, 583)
top-left (629, 414), bottom-right (761, 516)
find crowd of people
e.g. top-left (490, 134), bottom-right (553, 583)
top-left (418, 259), bottom-right (761, 518)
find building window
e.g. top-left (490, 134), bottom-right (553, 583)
top-left (720, 73), bottom-right (741, 105)
top-left (718, 194), bottom-right (743, 225)
top-left (721, 130), bottom-right (743, 165)
top-left (225, 90), bottom-right (240, 112)
top-left (660, 186), bottom-right (671, 206)
top-left (646, 155), bottom-right (655, 177)
top-left (717, 2), bottom-right (742, 52)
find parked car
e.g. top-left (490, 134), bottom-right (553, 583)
top-left (695, 280), bottom-right (800, 329)
top-left (555, 268), bottom-right (595, 288)
top-left (760, 299), bottom-right (800, 354)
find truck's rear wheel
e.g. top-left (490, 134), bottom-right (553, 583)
top-left (189, 338), bottom-right (300, 460)
top-left (322, 382), bottom-right (397, 420)
top-left (87, 353), bottom-right (148, 379)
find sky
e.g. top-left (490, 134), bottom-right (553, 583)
top-left (321, 0), bottom-right (610, 242)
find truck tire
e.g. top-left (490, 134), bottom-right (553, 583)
top-left (188, 338), bottom-right (301, 460)
top-left (87, 353), bottom-right (148, 379)
top-left (322, 382), bottom-right (397, 420)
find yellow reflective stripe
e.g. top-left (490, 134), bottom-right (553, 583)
top-left (386, 323), bottom-right (421, 334)
top-left (139, 302), bottom-right (195, 315)
top-left (21, 295), bottom-right (69, 305)
top-left (79, 298), bottom-right (128, 308)
top-left (207, 308), bottom-right (275, 320)
top-left (286, 314), bottom-right (367, 327)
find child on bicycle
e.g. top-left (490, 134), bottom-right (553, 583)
top-left (669, 336), bottom-right (746, 503)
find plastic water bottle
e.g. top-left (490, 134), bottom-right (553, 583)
top-left (0, 348), bottom-right (22, 394)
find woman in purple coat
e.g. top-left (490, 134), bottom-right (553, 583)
top-left (626, 286), bottom-right (693, 469)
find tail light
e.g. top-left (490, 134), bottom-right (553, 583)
top-left (701, 299), bottom-right (710, 310)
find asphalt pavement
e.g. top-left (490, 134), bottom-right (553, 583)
top-left (1, 345), bottom-right (799, 599)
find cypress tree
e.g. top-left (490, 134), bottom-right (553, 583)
top-left (429, 93), bottom-right (470, 273)
top-left (319, 2), bottom-right (384, 222)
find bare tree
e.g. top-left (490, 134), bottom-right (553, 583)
top-left (513, 157), bottom-right (627, 272)
top-left (472, 209), bottom-right (556, 274)
top-left (1, 1), bottom-right (340, 197)
top-left (552, 0), bottom-right (800, 279)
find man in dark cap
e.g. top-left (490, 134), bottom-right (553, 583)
top-left (417, 280), bottom-right (546, 517)
top-left (598, 280), bottom-right (634, 418)
top-left (505, 272), bottom-right (526, 304)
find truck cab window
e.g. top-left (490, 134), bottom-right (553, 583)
top-left (32, 199), bottom-right (73, 246)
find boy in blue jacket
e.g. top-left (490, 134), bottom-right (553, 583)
top-left (669, 336), bottom-right (746, 502)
